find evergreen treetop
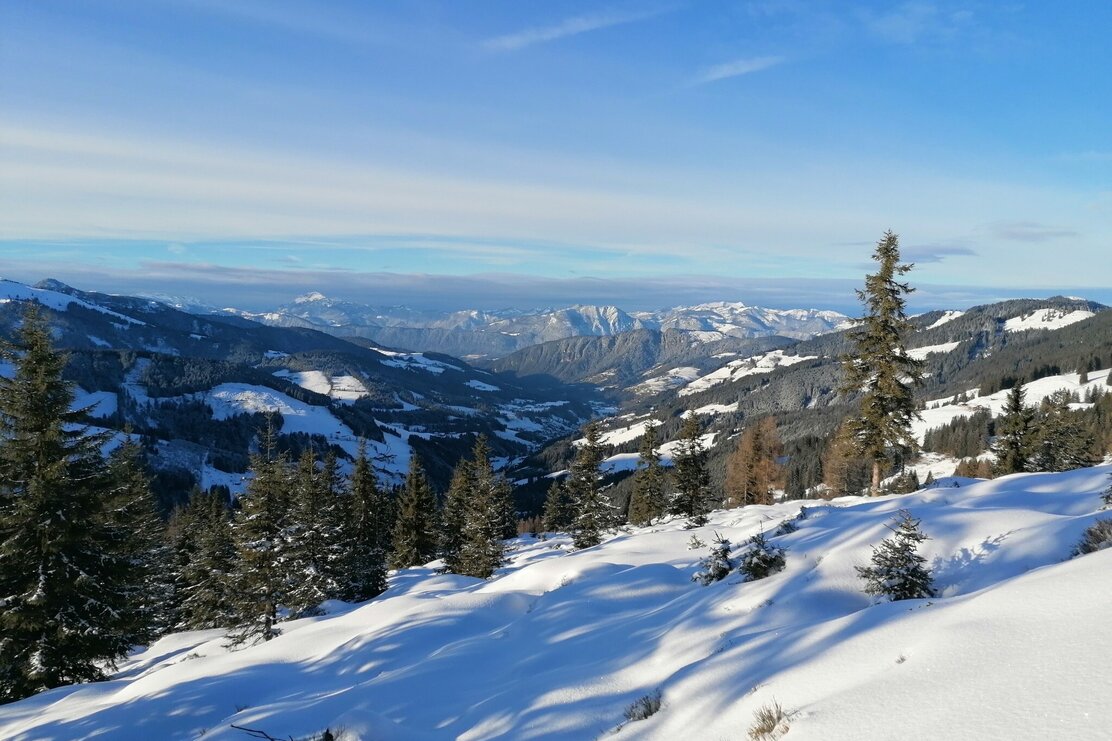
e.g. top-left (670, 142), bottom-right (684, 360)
top-left (840, 231), bottom-right (924, 495)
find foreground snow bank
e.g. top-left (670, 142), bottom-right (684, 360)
top-left (2, 468), bottom-right (1110, 740)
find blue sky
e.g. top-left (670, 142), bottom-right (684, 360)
top-left (1, 0), bottom-right (1110, 311)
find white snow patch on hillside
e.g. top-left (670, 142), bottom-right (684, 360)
top-left (635, 366), bottom-right (701, 395)
top-left (72, 388), bottom-right (118, 418)
top-left (907, 341), bottom-right (960, 360)
top-left (272, 370), bottom-right (368, 402)
top-left (465, 379), bottom-right (500, 392)
top-left (679, 350), bottom-right (817, 396)
top-left (1004, 307), bottom-right (1095, 333)
top-left (913, 368), bottom-right (1111, 443)
top-left (376, 350), bottom-right (463, 375)
top-left (693, 402), bottom-right (737, 416)
top-left (5, 467), bottom-right (1111, 740)
top-left (926, 310), bottom-right (964, 329)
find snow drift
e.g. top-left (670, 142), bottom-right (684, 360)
top-left (2, 467), bottom-right (1110, 740)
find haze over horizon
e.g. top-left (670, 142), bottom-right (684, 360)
top-left (2, 1), bottom-right (1110, 311)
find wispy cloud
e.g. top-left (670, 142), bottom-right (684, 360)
top-left (903, 244), bottom-right (977, 263)
top-left (482, 8), bottom-right (666, 52)
top-left (694, 55), bottom-right (785, 84)
top-left (859, 2), bottom-right (974, 45)
top-left (990, 221), bottom-right (1078, 243)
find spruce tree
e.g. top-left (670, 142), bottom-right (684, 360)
top-left (103, 436), bottom-right (172, 643)
top-left (570, 421), bottom-right (616, 549)
top-left (340, 440), bottom-right (388, 602)
top-left (840, 231), bottom-right (924, 495)
top-left (737, 530), bottom-right (787, 581)
top-left (993, 382), bottom-right (1034, 475)
top-left (0, 305), bottom-right (131, 701)
top-left (439, 459), bottom-right (472, 573)
top-left (541, 478), bottom-right (575, 532)
top-left (176, 489), bottom-right (237, 630)
top-left (285, 450), bottom-right (344, 617)
top-left (856, 510), bottom-right (935, 601)
top-left (228, 418), bottom-right (291, 645)
top-left (457, 437), bottom-right (512, 578)
top-left (670, 414), bottom-right (713, 525)
top-left (692, 533), bottom-right (733, 585)
top-left (725, 416), bottom-right (783, 508)
top-left (390, 454), bottom-right (440, 570)
top-left (1029, 391), bottom-right (1100, 472)
top-left (627, 421), bottom-right (669, 526)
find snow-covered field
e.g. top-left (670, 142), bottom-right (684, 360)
top-left (913, 368), bottom-right (1111, 443)
top-left (1003, 307), bottom-right (1094, 333)
top-left (5, 466), bottom-right (1109, 741)
top-left (679, 350), bottom-right (818, 396)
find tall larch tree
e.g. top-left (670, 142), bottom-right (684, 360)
top-left (670, 414), bottom-right (713, 525)
top-left (390, 454), bottom-right (440, 570)
top-left (228, 417), bottom-right (291, 645)
top-left (570, 421), bottom-right (615, 549)
top-left (627, 421), bottom-right (668, 526)
top-left (341, 440), bottom-right (388, 602)
top-left (0, 305), bottom-right (131, 701)
top-left (840, 231), bottom-right (924, 495)
top-left (725, 416), bottom-right (783, 508)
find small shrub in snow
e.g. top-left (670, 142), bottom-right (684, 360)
top-left (623, 689), bottom-right (663, 722)
top-left (856, 510), bottom-right (935, 601)
top-left (1072, 518), bottom-right (1112, 557)
top-left (687, 533), bottom-right (706, 550)
top-left (773, 518), bottom-right (797, 536)
top-left (737, 531), bottom-right (786, 582)
top-left (747, 699), bottom-right (790, 740)
top-left (1101, 474), bottom-right (1112, 510)
top-left (693, 533), bottom-right (734, 585)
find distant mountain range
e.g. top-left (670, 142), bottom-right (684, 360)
top-left (212, 293), bottom-right (853, 359)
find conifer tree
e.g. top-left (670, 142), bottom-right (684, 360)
top-left (228, 418), bottom-right (291, 645)
top-left (840, 231), bottom-right (924, 495)
top-left (822, 421), bottom-right (869, 497)
top-left (103, 436), bottom-right (172, 643)
top-left (670, 414), bottom-right (713, 525)
top-left (541, 478), bottom-right (575, 532)
top-left (627, 421), bottom-right (669, 526)
top-left (439, 459), bottom-right (472, 572)
top-left (456, 437), bottom-right (513, 578)
top-left (692, 533), bottom-right (733, 585)
top-left (285, 450), bottom-right (344, 617)
top-left (725, 416), bottom-right (783, 508)
top-left (176, 489), bottom-right (237, 630)
top-left (0, 305), bottom-right (131, 701)
top-left (1029, 391), bottom-right (1100, 472)
top-left (856, 510), bottom-right (935, 601)
top-left (993, 382), bottom-right (1034, 475)
top-left (570, 421), bottom-right (616, 548)
top-left (390, 454), bottom-right (440, 570)
top-left (341, 440), bottom-right (388, 602)
top-left (737, 530), bottom-right (787, 581)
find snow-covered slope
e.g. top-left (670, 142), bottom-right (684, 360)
top-left (913, 368), bottom-right (1111, 443)
top-left (4, 467), bottom-right (1110, 741)
top-left (638, 301), bottom-right (851, 341)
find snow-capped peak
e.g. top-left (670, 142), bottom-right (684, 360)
top-left (294, 291), bottom-right (328, 304)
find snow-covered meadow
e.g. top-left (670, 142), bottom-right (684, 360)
top-left (2, 466), bottom-right (1109, 741)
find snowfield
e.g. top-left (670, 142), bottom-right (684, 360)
top-left (913, 368), bottom-right (1111, 443)
top-left (3, 466), bottom-right (1110, 741)
top-left (1003, 307), bottom-right (1095, 333)
top-left (679, 351), bottom-right (817, 397)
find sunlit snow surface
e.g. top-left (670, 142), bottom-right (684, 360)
top-left (3, 466), bottom-right (1110, 740)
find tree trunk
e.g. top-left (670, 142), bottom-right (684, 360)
top-left (871, 461), bottom-right (881, 497)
